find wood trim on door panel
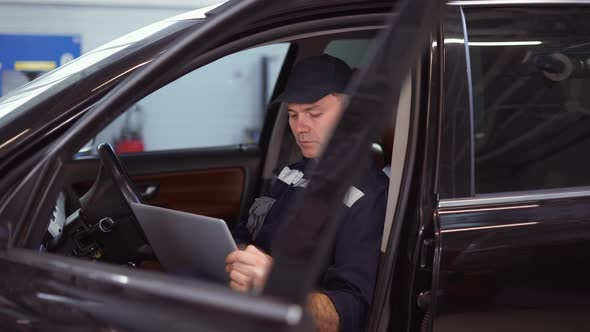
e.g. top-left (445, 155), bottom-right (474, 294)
top-left (133, 168), bottom-right (244, 223)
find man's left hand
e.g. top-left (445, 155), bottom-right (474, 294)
top-left (225, 245), bottom-right (273, 292)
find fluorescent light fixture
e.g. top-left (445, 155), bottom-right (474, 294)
top-left (470, 41), bottom-right (542, 46)
top-left (444, 38), bottom-right (542, 46)
top-left (444, 38), bottom-right (465, 44)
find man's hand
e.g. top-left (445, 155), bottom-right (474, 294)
top-left (308, 292), bottom-right (340, 332)
top-left (226, 248), bottom-right (339, 331)
top-left (225, 245), bottom-right (273, 292)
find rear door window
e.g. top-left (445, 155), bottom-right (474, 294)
top-left (465, 7), bottom-right (590, 194)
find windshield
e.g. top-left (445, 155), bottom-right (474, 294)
top-left (0, 2), bottom-right (225, 127)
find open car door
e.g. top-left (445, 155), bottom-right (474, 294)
top-left (0, 0), bottom-right (443, 331)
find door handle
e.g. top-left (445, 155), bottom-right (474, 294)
top-left (138, 184), bottom-right (159, 200)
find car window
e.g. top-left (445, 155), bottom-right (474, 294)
top-left (324, 38), bottom-right (376, 69)
top-left (91, 43), bottom-right (290, 153)
top-left (464, 7), bottom-right (590, 194)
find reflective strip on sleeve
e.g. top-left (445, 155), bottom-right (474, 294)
top-left (343, 186), bottom-right (365, 207)
top-left (294, 178), bottom-right (309, 188)
top-left (279, 167), bottom-right (362, 206)
top-left (278, 167), bottom-right (305, 185)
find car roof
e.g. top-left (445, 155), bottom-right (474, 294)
top-left (209, 0), bottom-right (395, 15)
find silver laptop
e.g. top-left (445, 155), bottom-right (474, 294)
top-left (130, 202), bottom-right (237, 283)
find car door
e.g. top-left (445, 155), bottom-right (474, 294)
top-left (432, 3), bottom-right (590, 331)
top-left (0, 0), bottom-right (425, 331)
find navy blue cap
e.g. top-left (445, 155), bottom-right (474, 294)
top-left (272, 54), bottom-right (352, 104)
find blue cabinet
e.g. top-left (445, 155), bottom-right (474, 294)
top-left (0, 34), bottom-right (81, 95)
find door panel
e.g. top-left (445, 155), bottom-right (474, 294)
top-left (66, 146), bottom-right (261, 228)
top-left (133, 168), bottom-right (244, 220)
top-left (433, 195), bottom-right (590, 331)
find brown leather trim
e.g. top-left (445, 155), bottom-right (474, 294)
top-left (133, 168), bottom-right (244, 222)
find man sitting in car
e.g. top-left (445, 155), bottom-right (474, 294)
top-left (227, 54), bottom-right (389, 332)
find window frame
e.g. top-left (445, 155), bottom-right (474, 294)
top-left (71, 15), bottom-right (390, 161)
top-left (438, 4), bottom-right (475, 199)
top-left (441, 2), bottom-right (590, 200)
top-left (437, 0), bottom-right (590, 231)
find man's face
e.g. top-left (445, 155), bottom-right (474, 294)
top-left (287, 94), bottom-right (347, 159)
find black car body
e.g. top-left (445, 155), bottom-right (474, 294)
top-left (1, 0), bottom-right (590, 331)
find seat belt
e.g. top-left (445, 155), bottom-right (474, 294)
top-left (259, 104), bottom-right (288, 193)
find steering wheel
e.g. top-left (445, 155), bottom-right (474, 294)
top-left (66, 143), bottom-right (151, 264)
top-left (78, 144), bottom-right (142, 219)
top-left (97, 143), bottom-right (143, 205)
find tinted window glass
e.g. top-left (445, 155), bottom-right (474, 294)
top-left (324, 38), bottom-right (375, 68)
top-left (465, 7), bottom-right (590, 193)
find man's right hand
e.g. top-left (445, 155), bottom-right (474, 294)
top-left (308, 292), bottom-right (340, 332)
top-left (225, 245), bottom-right (273, 292)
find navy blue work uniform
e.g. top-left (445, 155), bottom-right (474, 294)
top-left (233, 158), bottom-right (389, 332)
